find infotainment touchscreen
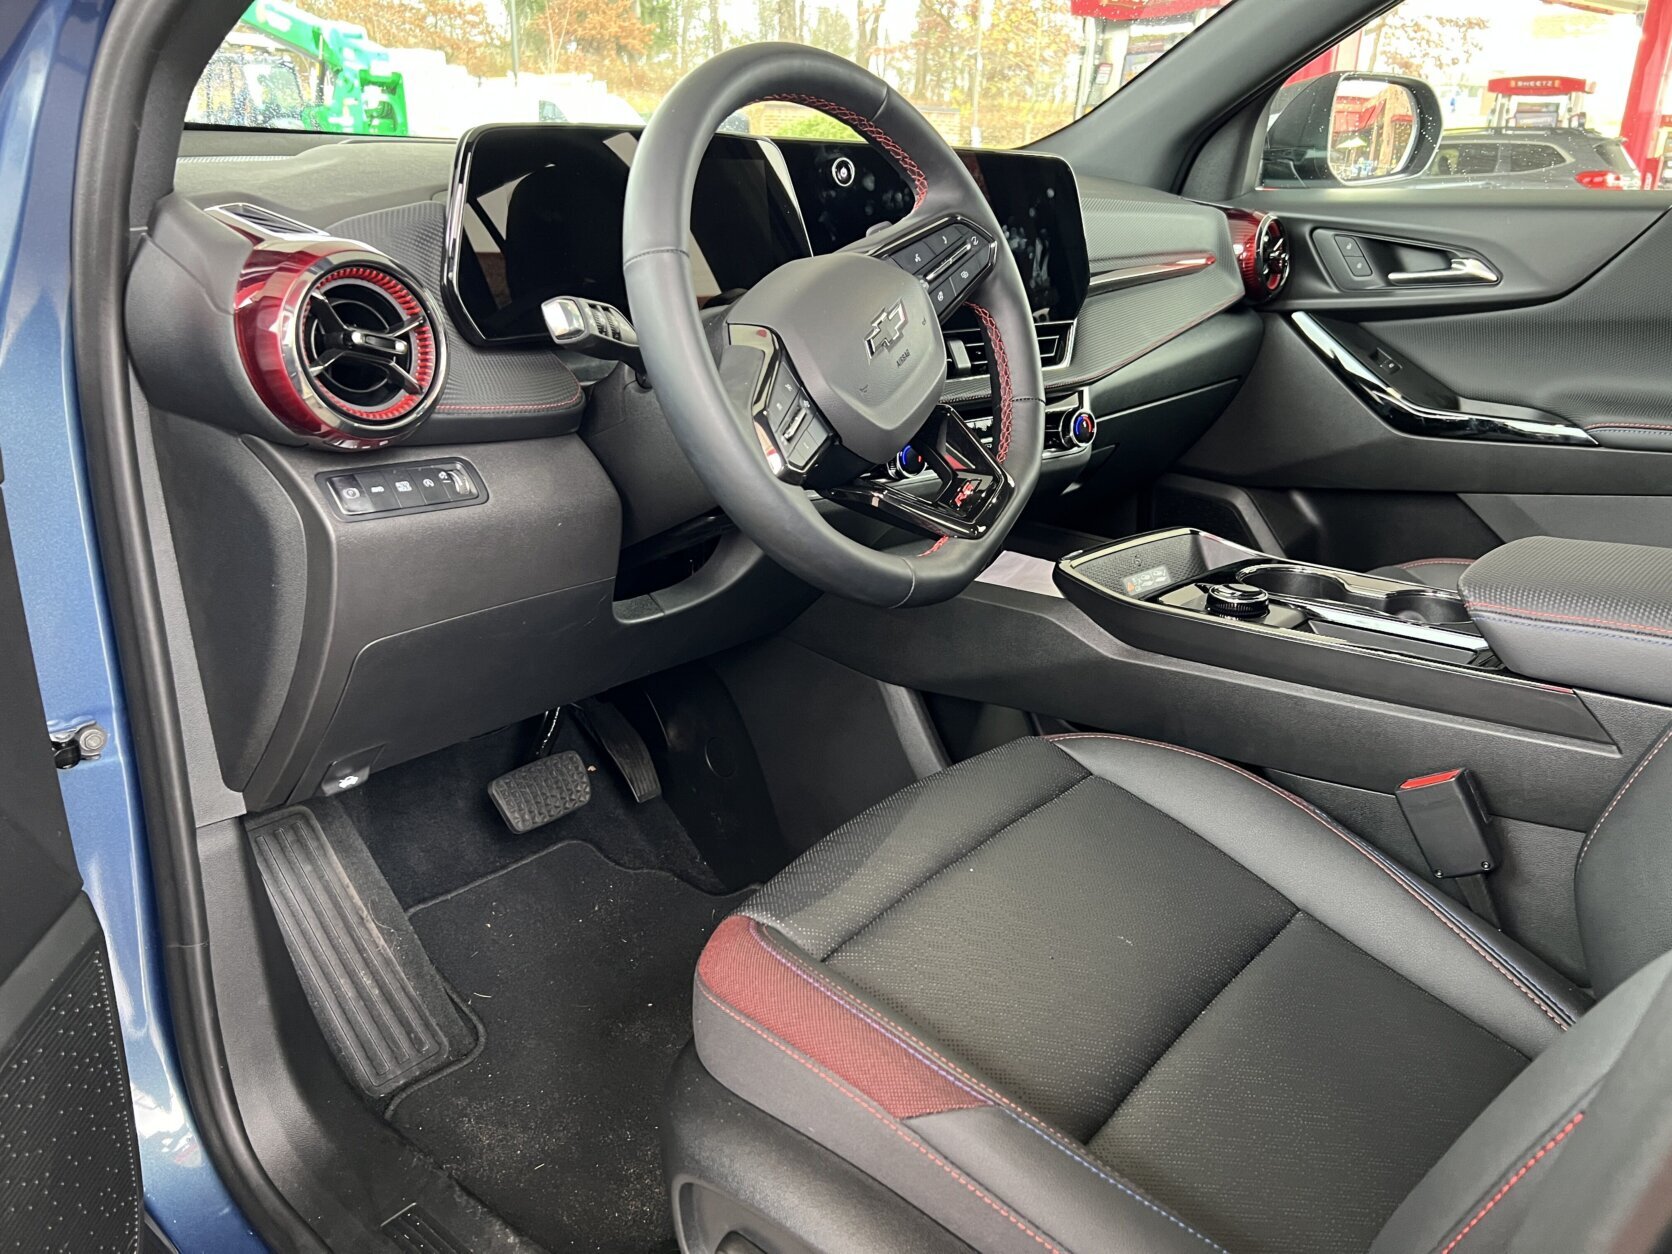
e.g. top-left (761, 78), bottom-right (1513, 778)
top-left (445, 124), bottom-right (811, 346)
top-left (776, 142), bottom-right (1089, 326)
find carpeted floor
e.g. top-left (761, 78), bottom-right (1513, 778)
top-left (389, 840), bottom-right (748, 1254)
top-left (337, 719), bottom-right (727, 907)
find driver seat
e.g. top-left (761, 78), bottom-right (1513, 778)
top-left (669, 732), bottom-right (1672, 1254)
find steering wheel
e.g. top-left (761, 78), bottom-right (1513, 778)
top-left (623, 45), bottom-right (1045, 608)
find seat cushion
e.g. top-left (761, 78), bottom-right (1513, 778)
top-left (1369, 557), bottom-right (1474, 590)
top-left (693, 735), bottom-right (1582, 1254)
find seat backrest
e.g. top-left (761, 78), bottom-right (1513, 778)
top-left (1372, 731), bottom-right (1672, 1253)
top-left (1373, 949), bottom-right (1672, 1254)
top-left (1575, 725), bottom-right (1672, 997)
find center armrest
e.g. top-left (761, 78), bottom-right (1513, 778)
top-left (1461, 536), bottom-right (1672, 705)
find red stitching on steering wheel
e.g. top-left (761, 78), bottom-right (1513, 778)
top-left (768, 92), bottom-right (929, 206)
top-left (921, 304), bottom-right (1010, 557)
top-left (968, 303), bottom-right (1012, 463)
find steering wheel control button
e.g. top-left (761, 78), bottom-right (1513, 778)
top-left (1203, 582), bottom-right (1271, 619)
top-left (789, 418), bottom-right (831, 468)
top-left (896, 241), bottom-right (938, 273)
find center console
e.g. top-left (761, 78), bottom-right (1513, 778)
top-left (1053, 529), bottom-right (1606, 742)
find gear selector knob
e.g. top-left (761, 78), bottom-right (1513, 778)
top-left (1203, 582), bottom-right (1270, 619)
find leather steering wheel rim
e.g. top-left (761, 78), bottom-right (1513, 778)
top-left (623, 43), bottom-right (1045, 608)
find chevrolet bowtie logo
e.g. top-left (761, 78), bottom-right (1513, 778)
top-left (865, 300), bottom-right (909, 358)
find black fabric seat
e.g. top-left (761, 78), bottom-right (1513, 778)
top-left (681, 732), bottom-right (1672, 1254)
top-left (1367, 557), bottom-right (1476, 590)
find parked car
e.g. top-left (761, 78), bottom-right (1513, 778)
top-left (1418, 126), bottom-right (1641, 190)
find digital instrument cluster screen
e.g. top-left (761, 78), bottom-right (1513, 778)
top-left (446, 124), bottom-right (812, 345)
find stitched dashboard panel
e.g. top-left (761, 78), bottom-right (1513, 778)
top-left (330, 201), bottom-right (586, 427)
top-left (941, 267), bottom-right (1243, 407)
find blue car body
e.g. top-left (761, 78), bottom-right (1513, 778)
top-left (0, 1), bottom-right (260, 1246)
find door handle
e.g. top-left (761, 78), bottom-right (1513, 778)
top-left (1387, 257), bottom-right (1499, 286)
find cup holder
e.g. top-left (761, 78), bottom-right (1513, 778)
top-left (1237, 565), bottom-right (1350, 601)
top-left (1238, 562), bottom-right (1476, 630)
top-left (1384, 588), bottom-right (1472, 625)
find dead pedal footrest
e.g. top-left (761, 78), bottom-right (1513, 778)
top-left (247, 807), bottom-right (473, 1099)
top-left (488, 749), bottom-right (592, 834)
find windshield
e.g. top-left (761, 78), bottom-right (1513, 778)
top-left (187, 0), bottom-right (1236, 147)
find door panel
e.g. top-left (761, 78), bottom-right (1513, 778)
top-left (1178, 312), bottom-right (1672, 495)
top-left (0, 473), bottom-right (143, 1251)
top-left (1173, 189), bottom-right (1672, 572)
top-left (1245, 190), bottom-right (1667, 313)
top-left (1362, 211), bottom-right (1672, 438)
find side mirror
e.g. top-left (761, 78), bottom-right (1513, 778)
top-left (1262, 71), bottom-right (1443, 187)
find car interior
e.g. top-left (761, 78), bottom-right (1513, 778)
top-left (65, 0), bottom-right (1672, 1250)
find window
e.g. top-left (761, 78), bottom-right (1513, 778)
top-left (1507, 143), bottom-right (1565, 173)
top-left (186, 0), bottom-right (1245, 148)
top-left (1262, 0), bottom-right (1672, 191)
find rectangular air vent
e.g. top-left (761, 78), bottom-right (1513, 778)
top-left (946, 319), bottom-right (1072, 376)
top-left (211, 201), bottom-right (325, 238)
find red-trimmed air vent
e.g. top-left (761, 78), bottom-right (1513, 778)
top-left (302, 267), bottom-right (438, 422)
top-left (1223, 209), bottom-right (1290, 304)
top-left (234, 242), bottom-right (446, 449)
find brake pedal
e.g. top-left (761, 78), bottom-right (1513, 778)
top-left (488, 749), bottom-right (592, 834)
top-left (575, 698), bottom-right (662, 803)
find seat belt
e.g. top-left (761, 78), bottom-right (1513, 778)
top-left (1397, 768), bottom-right (1501, 928)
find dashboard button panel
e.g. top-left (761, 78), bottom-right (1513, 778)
top-left (319, 458), bottom-right (486, 521)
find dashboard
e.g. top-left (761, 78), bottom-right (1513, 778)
top-left (145, 122), bottom-right (1268, 812)
top-left (444, 123), bottom-right (1093, 348)
top-left (446, 125), bottom-right (811, 344)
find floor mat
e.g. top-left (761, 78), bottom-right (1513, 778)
top-left (391, 840), bottom-right (749, 1254)
top-left (338, 719), bottom-right (726, 908)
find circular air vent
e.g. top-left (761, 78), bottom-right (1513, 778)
top-left (235, 245), bottom-right (447, 448)
top-left (301, 267), bottom-right (438, 423)
top-left (1224, 209), bottom-right (1290, 304)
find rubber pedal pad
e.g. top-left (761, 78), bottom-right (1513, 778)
top-left (488, 749), bottom-right (593, 833)
top-left (575, 698), bottom-right (662, 803)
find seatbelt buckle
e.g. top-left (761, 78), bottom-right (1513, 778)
top-left (1397, 768), bottom-right (1498, 879)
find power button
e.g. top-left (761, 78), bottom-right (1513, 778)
top-left (326, 474), bottom-right (375, 515)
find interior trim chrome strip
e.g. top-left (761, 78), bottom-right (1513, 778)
top-left (1086, 253), bottom-right (1216, 295)
top-left (1290, 311), bottom-right (1598, 447)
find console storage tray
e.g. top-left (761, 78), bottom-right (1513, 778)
top-left (1053, 529), bottom-right (1603, 743)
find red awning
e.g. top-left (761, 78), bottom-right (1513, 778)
top-left (1485, 75), bottom-right (1593, 95)
top-left (1068, 0), bottom-right (1219, 20)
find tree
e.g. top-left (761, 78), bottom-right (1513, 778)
top-left (519, 0), bottom-right (655, 69)
top-left (853, 0), bottom-right (883, 68)
top-left (806, 4), bottom-right (854, 57)
top-left (906, 0), bottom-right (973, 101)
top-left (308, 0), bottom-right (506, 75)
top-left (1367, 11), bottom-right (1489, 87)
top-left (971, 0), bottom-right (1078, 145)
top-left (756, 0), bottom-right (804, 42)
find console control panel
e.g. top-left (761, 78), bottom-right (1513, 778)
top-left (319, 458), bottom-right (486, 520)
